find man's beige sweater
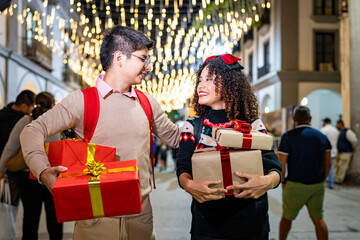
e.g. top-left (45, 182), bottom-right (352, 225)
top-left (20, 89), bottom-right (179, 213)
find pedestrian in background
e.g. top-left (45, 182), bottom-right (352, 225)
top-left (320, 117), bottom-right (339, 189)
top-left (158, 140), bottom-right (168, 172)
top-left (1, 92), bottom-right (63, 240)
top-left (278, 106), bottom-right (331, 240)
top-left (334, 120), bottom-right (358, 184)
top-left (0, 90), bottom-right (35, 207)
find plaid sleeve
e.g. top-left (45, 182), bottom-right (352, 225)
top-left (179, 120), bottom-right (196, 144)
top-left (251, 119), bottom-right (268, 134)
top-left (176, 118), bottom-right (197, 187)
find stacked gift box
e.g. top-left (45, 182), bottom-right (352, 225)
top-left (192, 120), bottom-right (273, 196)
top-left (40, 140), bottom-right (142, 223)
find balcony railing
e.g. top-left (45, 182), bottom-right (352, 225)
top-left (23, 38), bottom-right (52, 71)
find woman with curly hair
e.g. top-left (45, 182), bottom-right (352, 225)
top-left (176, 54), bottom-right (282, 240)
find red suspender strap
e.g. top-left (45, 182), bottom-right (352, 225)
top-left (134, 88), bottom-right (156, 189)
top-left (81, 87), bottom-right (100, 143)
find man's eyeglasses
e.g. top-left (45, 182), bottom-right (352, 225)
top-left (131, 54), bottom-right (151, 68)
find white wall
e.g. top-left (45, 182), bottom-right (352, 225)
top-left (0, 56), bottom-right (5, 107)
top-left (257, 84), bottom-right (277, 113)
top-left (304, 89), bottom-right (342, 130)
top-left (298, 0), bottom-right (340, 71)
top-left (0, 14), bottom-right (6, 46)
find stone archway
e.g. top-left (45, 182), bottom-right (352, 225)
top-left (300, 89), bottom-right (342, 130)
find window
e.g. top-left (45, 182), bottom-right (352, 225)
top-left (264, 41), bottom-right (270, 73)
top-left (314, 0), bottom-right (338, 15)
top-left (248, 53), bottom-right (253, 82)
top-left (315, 32), bottom-right (336, 71)
top-left (25, 10), bottom-right (36, 47)
top-left (257, 41), bottom-right (270, 78)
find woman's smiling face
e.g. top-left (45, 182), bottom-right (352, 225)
top-left (197, 66), bottom-right (225, 110)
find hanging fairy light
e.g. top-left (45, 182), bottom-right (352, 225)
top-left (0, 0), bottom-right (270, 111)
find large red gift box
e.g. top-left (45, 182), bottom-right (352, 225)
top-left (30, 140), bottom-right (116, 179)
top-left (53, 160), bottom-right (142, 223)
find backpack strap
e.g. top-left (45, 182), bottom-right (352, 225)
top-left (194, 116), bottom-right (205, 145)
top-left (134, 88), bottom-right (156, 189)
top-left (82, 87), bottom-right (100, 143)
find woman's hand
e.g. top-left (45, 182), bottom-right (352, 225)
top-left (179, 173), bottom-right (227, 203)
top-left (226, 171), bottom-right (280, 199)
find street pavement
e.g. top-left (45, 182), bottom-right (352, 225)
top-left (13, 159), bottom-right (360, 240)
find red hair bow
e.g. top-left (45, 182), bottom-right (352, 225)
top-left (204, 54), bottom-right (244, 70)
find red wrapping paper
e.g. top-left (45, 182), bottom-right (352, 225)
top-left (30, 140), bottom-right (116, 179)
top-left (52, 160), bottom-right (141, 223)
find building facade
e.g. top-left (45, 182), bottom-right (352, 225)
top-left (237, 0), bottom-right (360, 182)
top-left (0, 0), bottom-right (86, 107)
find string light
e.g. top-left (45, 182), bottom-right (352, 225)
top-left (0, 0), bottom-right (270, 112)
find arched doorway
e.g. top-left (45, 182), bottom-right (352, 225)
top-left (261, 94), bottom-right (275, 113)
top-left (300, 89), bottom-right (342, 130)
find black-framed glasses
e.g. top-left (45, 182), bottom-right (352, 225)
top-left (131, 54), bottom-right (150, 68)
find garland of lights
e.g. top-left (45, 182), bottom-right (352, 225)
top-left (1, 0), bottom-right (270, 112)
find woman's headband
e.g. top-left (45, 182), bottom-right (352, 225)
top-left (204, 54), bottom-right (244, 70)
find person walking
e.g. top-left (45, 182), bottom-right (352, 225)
top-left (0, 90), bottom-right (35, 207)
top-left (20, 25), bottom-right (179, 240)
top-left (0, 92), bottom-right (63, 240)
top-left (320, 118), bottom-right (339, 189)
top-left (334, 120), bottom-right (358, 183)
top-left (278, 106), bottom-right (331, 240)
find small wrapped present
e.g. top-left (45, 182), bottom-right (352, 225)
top-left (192, 148), bottom-right (263, 196)
top-left (53, 160), bottom-right (142, 223)
top-left (212, 120), bottom-right (273, 150)
top-left (30, 140), bottom-right (116, 179)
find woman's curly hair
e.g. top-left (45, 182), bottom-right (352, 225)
top-left (192, 57), bottom-right (259, 122)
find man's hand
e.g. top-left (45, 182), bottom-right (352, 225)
top-left (226, 171), bottom-right (280, 199)
top-left (39, 166), bottom-right (67, 194)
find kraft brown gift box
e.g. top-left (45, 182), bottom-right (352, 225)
top-left (192, 148), bottom-right (263, 196)
top-left (212, 128), bottom-right (273, 150)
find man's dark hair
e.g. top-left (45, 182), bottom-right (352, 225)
top-left (337, 120), bottom-right (344, 126)
top-left (322, 117), bottom-right (331, 124)
top-left (15, 90), bottom-right (35, 106)
top-left (293, 106), bottom-right (311, 123)
top-left (100, 25), bottom-right (154, 71)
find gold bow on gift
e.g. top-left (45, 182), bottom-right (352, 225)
top-left (83, 143), bottom-right (106, 181)
top-left (84, 160), bottom-right (106, 181)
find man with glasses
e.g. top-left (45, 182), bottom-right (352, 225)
top-left (20, 25), bottom-right (179, 239)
